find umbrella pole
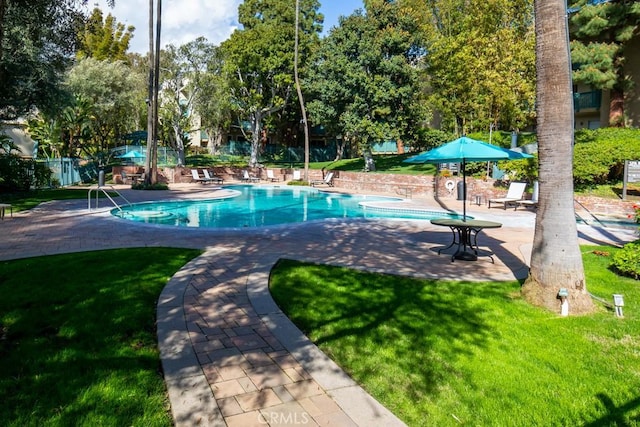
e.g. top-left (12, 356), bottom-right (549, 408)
top-left (462, 159), bottom-right (467, 221)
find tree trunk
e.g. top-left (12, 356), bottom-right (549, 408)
top-left (521, 0), bottom-right (594, 315)
top-left (0, 0), bottom-right (6, 68)
top-left (172, 123), bottom-right (185, 166)
top-left (609, 88), bottom-right (624, 127)
top-left (151, 0), bottom-right (162, 184)
top-left (294, 0), bottom-right (310, 181)
top-left (144, 0), bottom-right (154, 185)
top-left (249, 111), bottom-right (263, 167)
top-left (206, 127), bottom-right (222, 155)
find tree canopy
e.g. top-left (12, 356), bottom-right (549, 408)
top-left (221, 0), bottom-right (322, 166)
top-left (0, 0), bottom-right (89, 119)
top-left (411, 0), bottom-right (536, 134)
top-left (77, 7), bottom-right (134, 62)
top-left (307, 0), bottom-right (427, 158)
top-left (159, 38), bottom-right (216, 166)
top-left (569, 0), bottom-right (640, 125)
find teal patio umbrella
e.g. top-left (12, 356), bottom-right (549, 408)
top-left (117, 150), bottom-right (146, 165)
top-left (117, 150), bottom-right (146, 159)
top-left (404, 136), bottom-right (533, 220)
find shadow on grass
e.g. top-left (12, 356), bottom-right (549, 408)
top-left (270, 259), bottom-right (510, 397)
top-left (582, 393), bottom-right (640, 427)
top-left (0, 248), bottom-right (199, 425)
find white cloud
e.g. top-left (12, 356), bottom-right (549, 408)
top-left (89, 0), bottom-right (242, 54)
top-left (87, 0), bottom-right (361, 54)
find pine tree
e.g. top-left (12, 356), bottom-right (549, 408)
top-left (569, 0), bottom-right (640, 126)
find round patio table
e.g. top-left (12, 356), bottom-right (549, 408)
top-left (430, 218), bottom-right (502, 262)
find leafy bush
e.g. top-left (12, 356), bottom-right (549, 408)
top-left (498, 155), bottom-right (538, 183)
top-left (413, 128), bottom-right (453, 152)
top-left (131, 182), bottom-right (169, 190)
top-left (628, 203), bottom-right (640, 223)
top-left (573, 128), bottom-right (640, 188)
top-left (0, 156), bottom-right (52, 191)
top-left (287, 180), bottom-right (309, 186)
top-left (611, 241), bottom-right (640, 280)
top-left (611, 204), bottom-right (640, 279)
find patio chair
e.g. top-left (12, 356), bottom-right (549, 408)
top-left (191, 169), bottom-right (214, 184)
top-left (203, 169), bottom-right (224, 184)
top-left (488, 182), bottom-right (527, 210)
top-left (310, 171), bottom-right (334, 187)
top-left (242, 170), bottom-right (260, 182)
top-left (265, 169), bottom-right (281, 182)
top-left (292, 170), bottom-right (302, 181)
top-left (515, 181), bottom-right (539, 210)
top-left (121, 170), bottom-right (135, 184)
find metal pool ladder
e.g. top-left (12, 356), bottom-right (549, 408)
top-left (87, 185), bottom-right (132, 212)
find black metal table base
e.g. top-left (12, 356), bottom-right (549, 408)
top-left (437, 224), bottom-right (494, 263)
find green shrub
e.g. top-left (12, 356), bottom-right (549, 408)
top-left (0, 156), bottom-right (52, 191)
top-left (498, 155), bottom-right (538, 183)
top-left (611, 241), bottom-right (640, 280)
top-left (287, 180), bottom-right (309, 186)
top-left (573, 128), bottom-right (640, 188)
top-left (131, 182), bottom-right (169, 190)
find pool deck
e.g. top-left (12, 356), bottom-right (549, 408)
top-left (0, 183), bottom-right (636, 427)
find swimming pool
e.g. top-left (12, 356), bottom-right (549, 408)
top-left (112, 185), bottom-right (466, 228)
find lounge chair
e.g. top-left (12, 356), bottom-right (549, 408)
top-left (242, 170), bottom-right (260, 182)
top-left (191, 169), bottom-right (215, 184)
top-left (515, 182), bottom-right (539, 210)
top-left (265, 169), bottom-right (281, 182)
top-left (488, 182), bottom-right (527, 209)
top-left (292, 170), bottom-right (302, 181)
top-left (311, 171), bottom-right (334, 187)
top-left (121, 170), bottom-right (138, 184)
top-left (203, 169), bottom-right (223, 184)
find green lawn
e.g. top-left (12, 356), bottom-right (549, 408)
top-left (0, 248), bottom-right (202, 426)
top-left (269, 246), bottom-right (640, 426)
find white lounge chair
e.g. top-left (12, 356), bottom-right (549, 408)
top-left (203, 169), bottom-right (223, 184)
top-left (242, 170), bottom-right (260, 182)
top-left (311, 171), bottom-right (334, 187)
top-left (191, 169), bottom-right (215, 184)
top-left (488, 182), bottom-right (527, 209)
top-left (515, 181), bottom-right (539, 210)
top-left (265, 169), bottom-right (280, 182)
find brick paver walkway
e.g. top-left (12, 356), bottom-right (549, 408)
top-left (0, 184), bottom-right (636, 426)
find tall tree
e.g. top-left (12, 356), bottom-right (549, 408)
top-left (294, 0), bottom-right (311, 181)
top-left (411, 0), bottom-right (536, 133)
top-left (307, 1), bottom-right (426, 159)
top-left (59, 95), bottom-right (94, 158)
top-left (221, 0), bottom-right (322, 167)
top-left (193, 45), bottom-right (232, 156)
top-left (521, 0), bottom-right (594, 314)
top-left (65, 57), bottom-right (144, 158)
top-left (0, 0), bottom-right (107, 119)
top-left (159, 38), bottom-right (213, 166)
top-left (77, 7), bottom-right (134, 62)
top-left (569, 0), bottom-right (640, 126)
top-left (145, 0), bottom-right (161, 186)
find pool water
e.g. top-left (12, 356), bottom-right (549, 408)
top-left (112, 185), bottom-right (464, 229)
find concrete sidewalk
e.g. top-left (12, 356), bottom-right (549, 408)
top-left (0, 185), bottom-right (635, 426)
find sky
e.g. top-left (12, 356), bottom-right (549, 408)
top-left (89, 0), bottom-right (364, 54)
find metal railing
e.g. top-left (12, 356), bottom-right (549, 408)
top-left (574, 91), bottom-right (602, 112)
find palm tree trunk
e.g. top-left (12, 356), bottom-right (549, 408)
top-left (521, 0), bottom-right (593, 314)
top-left (151, 0), bottom-right (162, 184)
top-left (294, 0), bottom-right (310, 181)
top-left (144, 0), bottom-right (154, 185)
